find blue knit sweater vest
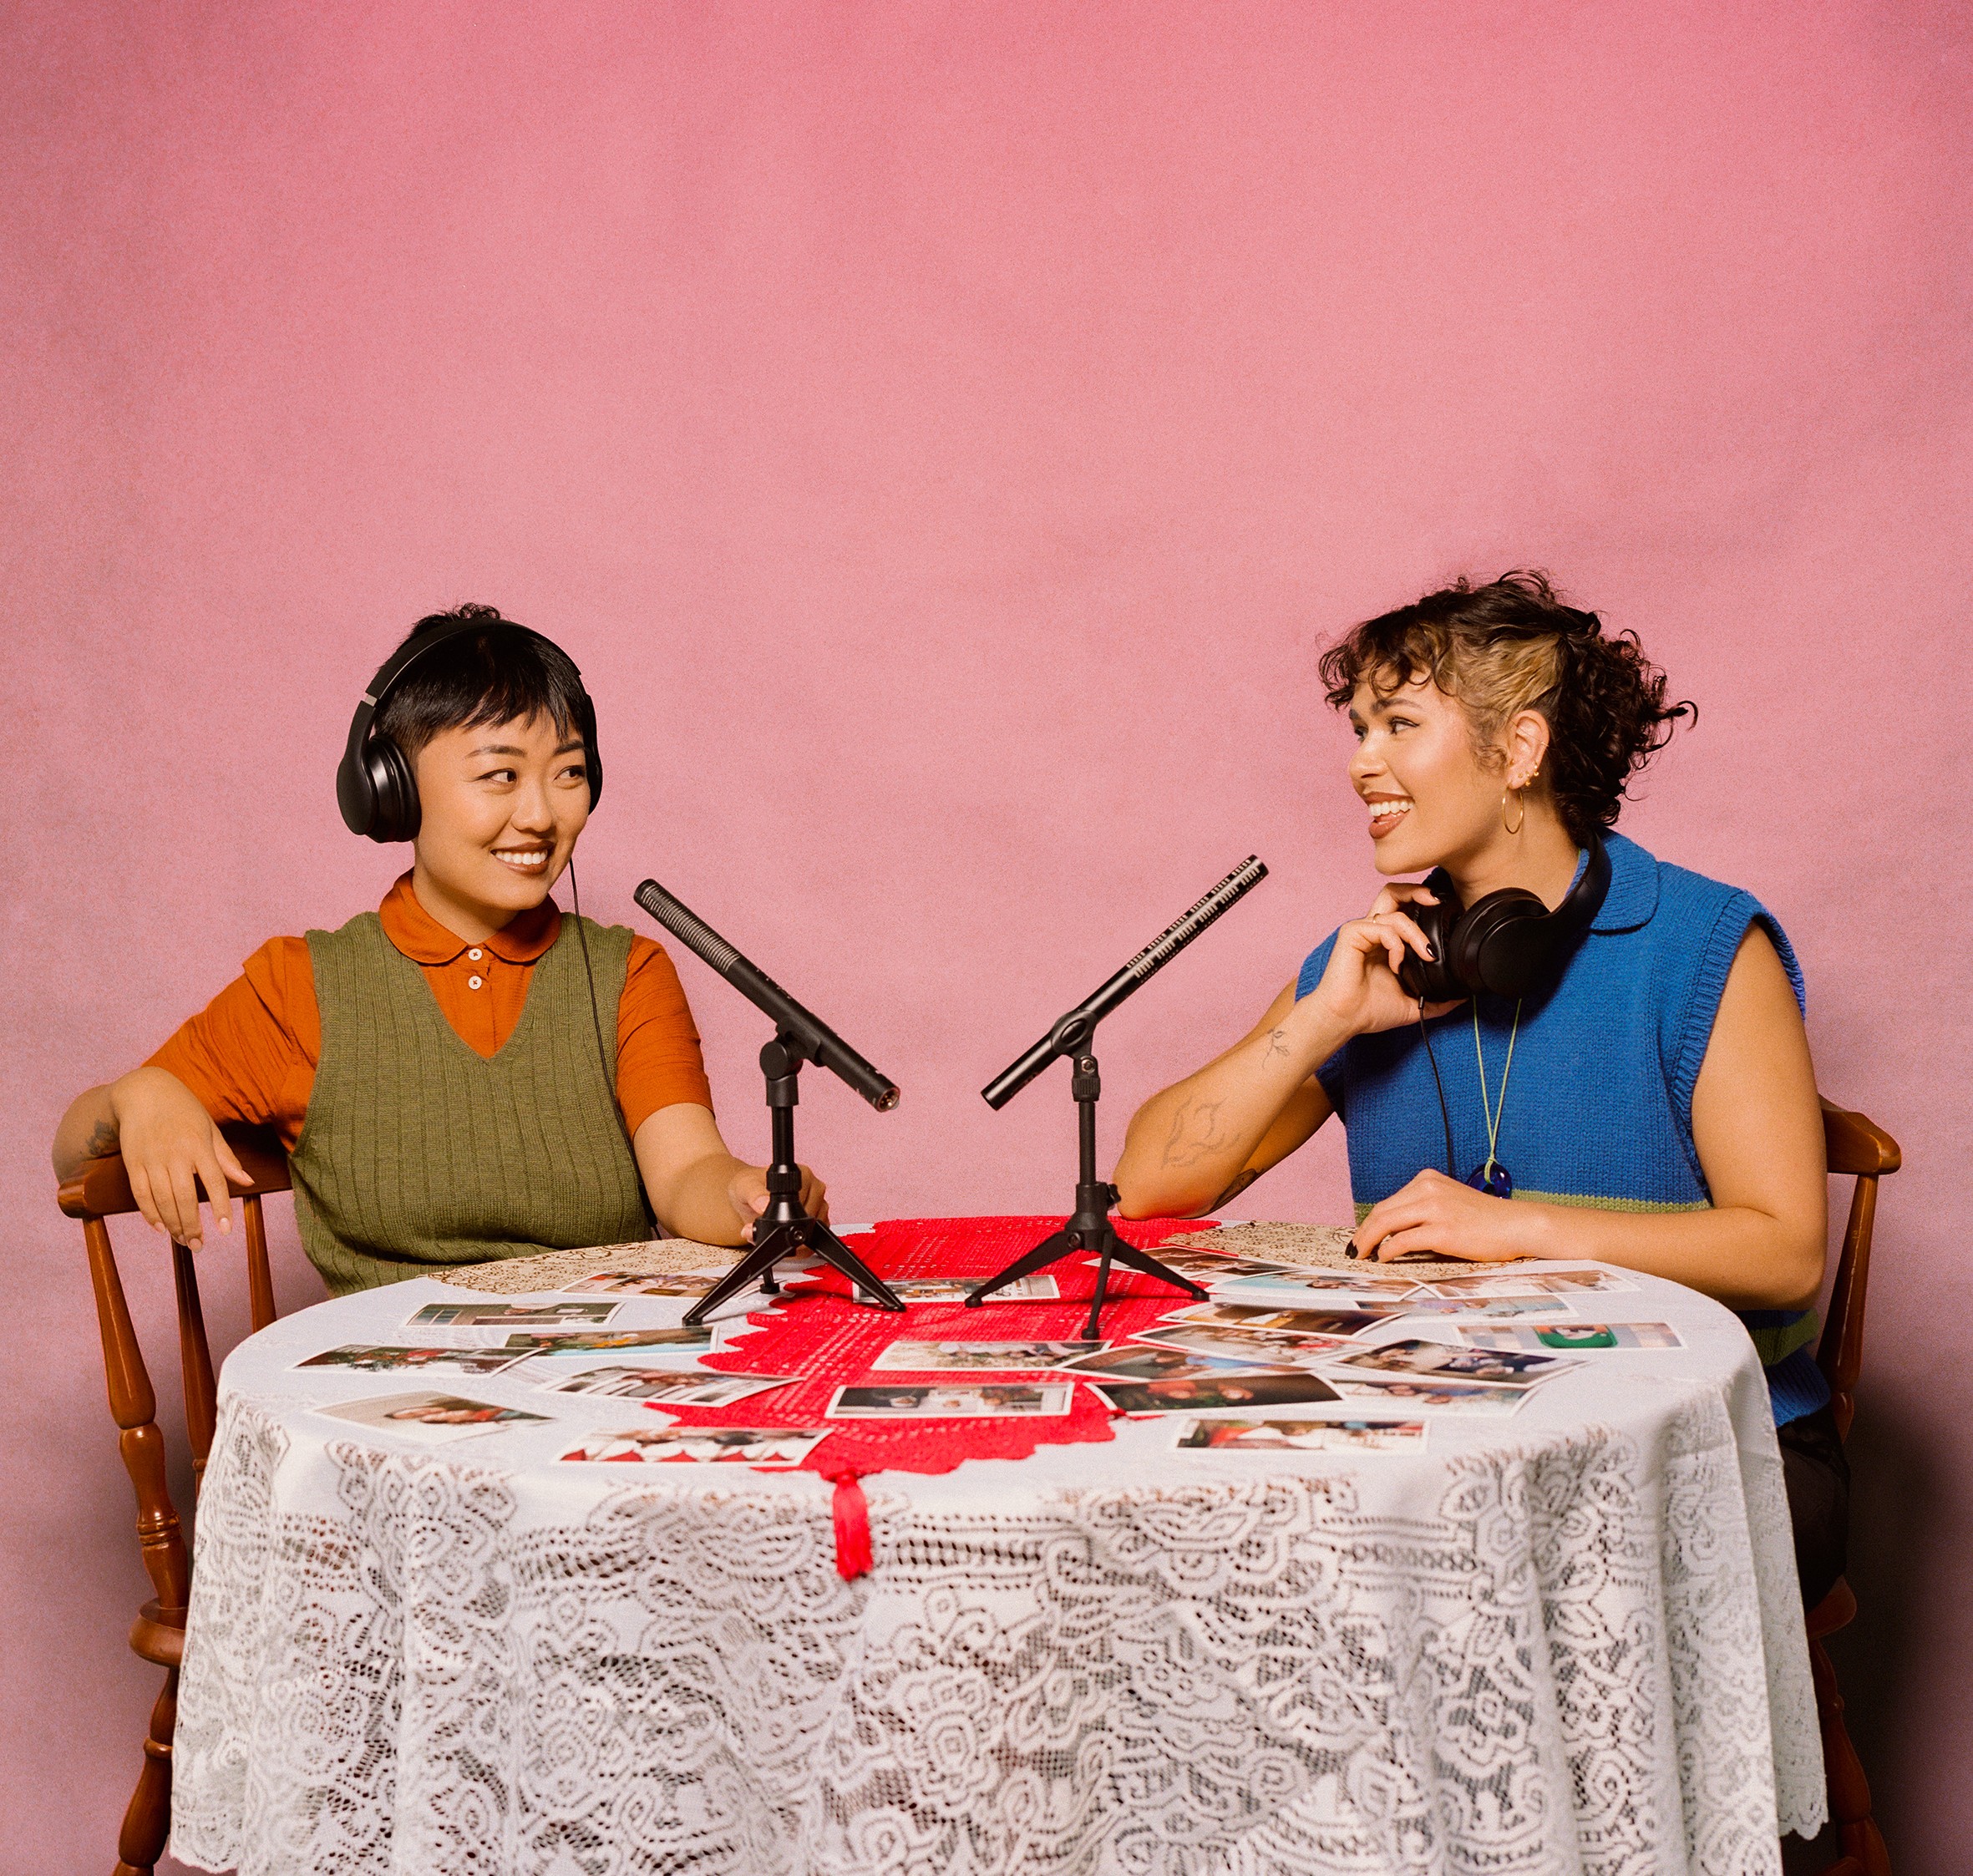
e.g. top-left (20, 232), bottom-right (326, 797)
top-left (1295, 831), bottom-right (1826, 1425)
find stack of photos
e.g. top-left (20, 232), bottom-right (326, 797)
top-left (1091, 1372), bottom-right (1342, 1415)
top-left (1461, 1322), bottom-right (1683, 1351)
top-left (540, 1366), bottom-right (798, 1406)
top-left (314, 1392), bottom-right (551, 1442)
top-left (827, 1383), bottom-right (1073, 1417)
top-left (1169, 1302), bottom-right (1397, 1337)
top-left (1173, 1417), bottom-right (1427, 1453)
top-left (1423, 1269), bottom-right (1639, 1299)
top-left (295, 1345), bottom-right (528, 1377)
top-left (868, 1340), bottom-right (1103, 1372)
top-left (405, 1301), bottom-right (621, 1331)
top-left (1131, 1323), bottom-right (1359, 1368)
top-left (558, 1425), bottom-right (828, 1467)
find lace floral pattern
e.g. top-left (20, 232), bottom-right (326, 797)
top-left (175, 1376), bottom-right (1821, 1875)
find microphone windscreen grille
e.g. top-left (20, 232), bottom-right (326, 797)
top-left (1126, 857), bottom-right (1267, 980)
top-left (634, 883), bottom-right (740, 976)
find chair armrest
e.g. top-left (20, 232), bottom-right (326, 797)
top-left (58, 1123), bottom-right (292, 1220)
top-left (1820, 1099), bottom-right (1901, 1179)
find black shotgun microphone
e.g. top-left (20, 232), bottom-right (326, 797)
top-left (982, 854), bottom-right (1269, 1109)
top-left (633, 879), bottom-right (900, 1111)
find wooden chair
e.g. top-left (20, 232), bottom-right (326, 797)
top-left (59, 1124), bottom-right (292, 1876)
top-left (1803, 1097), bottom-right (1901, 1876)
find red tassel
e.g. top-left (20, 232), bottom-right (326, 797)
top-left (825, 1468), bottom-right (873, 1579)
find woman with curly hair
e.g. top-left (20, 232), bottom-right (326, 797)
top-left (1114, 571), bottom-right (1844, 1600)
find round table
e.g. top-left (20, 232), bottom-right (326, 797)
top-left (170, 1229), bottom-right (1825, 1875)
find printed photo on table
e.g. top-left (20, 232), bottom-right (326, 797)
top-left (868, 1339), bottom-right (1103, 1372)
top-left (557, 1426), bottom-right (827, 1466)
top-left (1327, 1340), bottom-right (1578, 1387)
top-left (505, 1326), bottom-right (721, 1357)
top-left (1092, 1372), bottom-right (1342, 1415)
top-left (826, 1383), bottom-right (1074, 1417)
top-left (1385, 1295), bottom-right (1575, 1321)
top-left (313, 1392), bottom-right (552, 1440)
top-left (294, 1344), bottom-right (529, 1377)
top-left (794, 1275), bottom-right (1061, 1304)
top-left (540, 1366), bottom-right (797, 1405)
top-left (1173, 1417), bottom-right (1428, 1452)
top-left (553, 1270), bottom-right (734, 1297)
top-left (1058, 1343), bottom-right (1296, 1383)
top-left (1169, 1302), bottom-right (1393, 1336)
top-left (405, 1301), bottom-right (621, 1328)
top-left (1426, 1270), bottom-right (1640, 1299)
top-left (1205, 1272), bottom-right (1428, 1306)
top-left (1098, 1249), bottom-right (1299, 1283)
top-left (1133, 1324), bottom-right (1357, 1366)
top-left (1323, 1373), bottom-right (1529, 1414)
top-left (1462, 1323), bottom-right (1684, 1351)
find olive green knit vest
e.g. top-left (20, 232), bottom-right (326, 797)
top-left (292, 911), bottom-right (649, 1294)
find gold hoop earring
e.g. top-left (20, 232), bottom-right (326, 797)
top-left (1502, 788), bottom-right (1526, 835)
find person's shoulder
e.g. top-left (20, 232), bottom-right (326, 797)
top-left (1605, 832), bottom-right (1771, 925)
top-left (1605, 832), bottom-right (1803, 1009)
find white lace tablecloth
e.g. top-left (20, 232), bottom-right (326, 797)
top-left (171, 1247), bottom-right (1823, 1876)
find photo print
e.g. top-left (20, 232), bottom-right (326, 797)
top-left (505, 1325), bottom-right (723, 1358)
top-left (1461, 1323), bottom-right (1683, 1351)
top-left (553, 1269), bottom-right (733, 1298)
top-left (1385, 1295), bottom-right (1575, 1321)
top-left (406, 1301), bottom-right (621, 1329)
top-left (1058, 1344), bottom-right (1296, 1384)
top-left (294, 1344), bottom-right (528, 1378)
top-left (1326, 1339), bottom-right (1579, 1388)
top-left (1426, 1269), bottom-right (1639, 1300)
top-left (1173, 1417), bottom-right (1428, 1453)
top-left (826, 1383), bottom-right (1074, 1418)
top-left (1169, 1302), bottom-right (1392, 1337)
top-left (1091, 1372), bottom-right (1342, 1415)
top-left (1323, 1373), bottom-right (1529, 1415)
top-left (1133, 1324), bottom-right (1357, 1367)
top-left (868, 1339), bottom-right (1103, 1372)
top-left (540, 1367), bottom-right (797, 1406)
top-left (313, 1392), bottom-right (551, 1442)
top-left (557, 1426), bottom-right (828, 1467)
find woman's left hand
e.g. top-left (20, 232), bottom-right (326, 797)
top-left (730, 1162), bottom-right (829, 1235)
top-left (1352, 1169), bottom-right (1542, 1263)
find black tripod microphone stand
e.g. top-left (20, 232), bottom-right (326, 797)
top-left (966, 855), bottom-right (1271, 1337)
top-left (631, 877), bottom-right (907, 1327)
top-left (966, 1022), bottom-right (1209, 1341)
top-left (682, 1032), bottom-right (905, 1326)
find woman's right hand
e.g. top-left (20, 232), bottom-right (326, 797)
top-left (109, 1067), bottom-right (249, 1250)
top-left (1305, 882), bottom-right (1463, 1037)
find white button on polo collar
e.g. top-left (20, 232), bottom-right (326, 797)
top-left (468, 948), bottom-right (483, 961)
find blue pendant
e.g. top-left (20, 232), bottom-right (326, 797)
top-left (1466, 1162), bottom-right (1514, 1199)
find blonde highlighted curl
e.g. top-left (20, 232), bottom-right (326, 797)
top-left (1319, 570), bottom-right (1694, 844)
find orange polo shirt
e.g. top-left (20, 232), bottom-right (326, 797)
top-left (148, 875), bottom-right (713, 1153)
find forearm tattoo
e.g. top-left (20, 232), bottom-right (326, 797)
top-left (82, 1118), bottom-right (119, 1159)
top-left (1209, 1166), bottom-right (1260, 1209)
top-left (1161, 1097), bottom-right (1239, 1169)
top-left (1263, 1027), bottom-right (1290, 1064)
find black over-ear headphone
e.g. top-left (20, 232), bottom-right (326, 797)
top-left (337, 617), bottom-right (602, 843)
top-left (1397, 831), bottom-right (1610, 1003)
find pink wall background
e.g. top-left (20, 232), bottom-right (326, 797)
top-left (4, 3), bottom-right (1969, 1868)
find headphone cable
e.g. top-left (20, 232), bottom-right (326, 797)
top-left (1416, 1005), bottom-right (1458, 1179)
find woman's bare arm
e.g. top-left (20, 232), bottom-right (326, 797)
top-left (53, 1067), bottom-right (251, 1250)
top-left (1352, 928), bottom-right (1828, 1308)
top-left (632, 1101), bottom-right (829, 1245)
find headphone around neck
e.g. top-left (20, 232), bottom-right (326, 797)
top-left (1397, 832), bottom-right (1610, 1004)
top-left (337, 617), bottom-right (602, 844)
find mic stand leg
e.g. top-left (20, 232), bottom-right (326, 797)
top-left (965, 1049), bottom-right (1209, 1338)
top-left (682, 1036), bottom-right (906, 1326)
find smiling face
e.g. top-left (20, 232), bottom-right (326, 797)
top-left (409, 712), bottom-right (591, 941)
top-left (1347, 673), bottom-right (1553, 886)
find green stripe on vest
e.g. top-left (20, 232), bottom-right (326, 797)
top-left (292, 910), bottom-right (650, 1294)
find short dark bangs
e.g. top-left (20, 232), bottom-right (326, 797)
top-left (374, 604), bottom-right (585, 758)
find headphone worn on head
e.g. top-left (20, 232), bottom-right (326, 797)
top-left (1397, 831), bottom-right (1611, 1004)
top-left (336, 616), bottom-right (602, 843)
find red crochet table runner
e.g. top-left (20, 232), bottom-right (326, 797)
top-left (655, 1216), bottom-right (1216, 1574)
